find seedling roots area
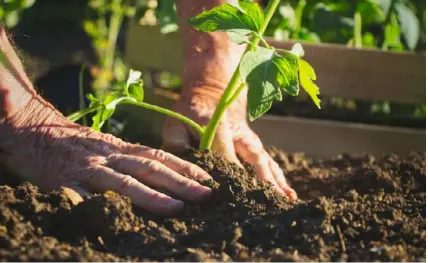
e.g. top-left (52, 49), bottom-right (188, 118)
top-left (0, 149), bottom-right (425, 261)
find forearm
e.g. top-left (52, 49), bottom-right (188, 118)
top-left (176, 0), bottom-right (246, 100)
top-left (0, 27), bottom-right (57, 130)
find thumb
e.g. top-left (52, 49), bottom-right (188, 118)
top-left (211, 128), bottom-right (243, 168)
top-left (162, 117), bottom-right (191, 153)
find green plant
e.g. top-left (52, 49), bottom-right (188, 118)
top-left (0, 0), bottom-right (35, 27)
top-left (83, 0), bottom-right (147, 96)
top-left (68, 0), bottom-right (321, 151)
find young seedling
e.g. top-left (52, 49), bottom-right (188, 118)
top-left (68, 0), bottom-right (321, 152)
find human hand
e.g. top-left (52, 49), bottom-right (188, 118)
top-left (0, 27), bottom-right (211, 216)
top-left (162, 86), bottom-right (298, 201)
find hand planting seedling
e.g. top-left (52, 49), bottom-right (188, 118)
top-left (69, 0), bottom-right (321, 152)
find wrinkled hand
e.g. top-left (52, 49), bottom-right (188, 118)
top-left (0, 109), bottom-right (212, 216)
top-left (0, 27), bottom-right (211, 216)
top-left (162, 86), bottom-right (297, 201)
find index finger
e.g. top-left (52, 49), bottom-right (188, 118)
top-left (84, 165), bottom-right (184, 216)
top-left (126, 146), bottom-right (212, 181)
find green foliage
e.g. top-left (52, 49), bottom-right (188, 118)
top-left (69, 70), bottom-right (144, 131)
top-left (188, 0), bottom-right (264, 44)
top-left (239, 47), bottom-right (283, 120)
top-left (0, 0), bottom-right (35, 27)
top-left (155, 0), bottom-right (179, 34)
top-left (188, 1), bottom-right (321, 121)
top-left (265, 0), bottom-right (424, 52)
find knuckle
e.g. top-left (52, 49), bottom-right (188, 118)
top-left (253, 153), bottom-right (268, 166)
top-left (83, 155), bottom-right (108, 167)
top-left (119, 175), bottom-right (138, 192)
top-left (106, 153), bottom-right (121, 166)
top-left (151, 149), bottom-right (168, 161)
top-left (145, 160), bottom-right (163, 174)
top-left (148, 191), bottom-right (168, 202)
top-left (176, 177), bottom-right (193, 188)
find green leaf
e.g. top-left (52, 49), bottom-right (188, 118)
top-left (128, 83), bottom-right (144, 101)
top-left (126, 69), bottom-right (142, 88)
top-left (384, 14), bottom-right (401, 48)
top-left (395, 2), bottom-right (419, 50)
top-left (86, 93), bottom-right (101, 108)
top-left (272, 55), bottom-right (299, 96)
top-left (240, 47), bottom-right (279, 121)
top-left (297, 59), bottom-right (321, 109)
top-left (227, 29), bottom-right (251, 44)
top-left (155, 0), bottom-right (179, 34)
top-left (187, 0), bottom-right (263, 39)
top-left (237, 0), bottom-right (264, 30)
top-left (240, 46), bottom-right (301, 121)
top-left (91, 94), bottom-right (132, 131)
top-left (356, 0), bottom-right (385, 24)
top-left (124, 69), bottom-right (144, 101)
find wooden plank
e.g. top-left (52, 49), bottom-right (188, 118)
top-left (124, 22), bottom-right (426, 104)
top-left (270, 39), bottom-right (426, 104)
top-left (249, 115), bottom-right (425, 158)
top-left (119, 88), bottom-right (425, 158)
top-left (125, 23), bottom-right (184, 74)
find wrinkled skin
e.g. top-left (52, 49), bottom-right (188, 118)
top-left (162, 0), bottom-right (297, 200)
top-left (0, 27), bottom-right (212, 216)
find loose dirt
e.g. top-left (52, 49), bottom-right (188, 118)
top-left (0, 149), bottom-right (425, 261)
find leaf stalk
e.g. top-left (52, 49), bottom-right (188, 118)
top-left (199, 0), bottom-right (282, 150)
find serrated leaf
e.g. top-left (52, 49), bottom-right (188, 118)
top-left (91, 93), bottom-right (135, 131)
top-left (128, 83), bottom-right (144, 101)
top-left (187, 0), bottom-right (263, 37)
top-left (240, 47), bottom-right (279, 121)
top-left (297, 59), bottom-right (321, 109)
top-left (227, 29), bottom-right (251, 44)
top-left (273, 55), bottom-right (299, 96)
top-left (238, 0), bottom-right (264, 30)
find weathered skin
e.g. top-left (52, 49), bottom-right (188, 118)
top-left (0, 27), bottom-right (212, 216)
top-left (162, 0), bottom-right (297, 200)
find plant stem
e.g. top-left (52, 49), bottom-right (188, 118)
top-left (104, 0), bottom-right (123, 71)
top-left (67, 106), bottom-right (102, 122)
top-left (291, 0), bottom-right (306, 39)
top-left (93, 0), bottom-right (124, 94)
top-left (257, 33), bottom-right (271, 48)
top-left (354, 12), bottom-right (362, 49)
top-left (276, 48), bottom-right (298, 56)
top-left (225, 83), bottom-right (246, 107)
top-left (78, 63), bottom-right (88, 126)
top-left (382, 0), bottom-right (397, 50)
top-left (199, 0), bottom-right (281, 150)
top-left (122, 99), bottom-right (205, 136)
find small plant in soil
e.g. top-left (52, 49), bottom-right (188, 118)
top-left (67, 0), bottom-right (321, 151)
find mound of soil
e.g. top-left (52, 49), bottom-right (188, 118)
top-left (0, 149), bottom-right (425, 261)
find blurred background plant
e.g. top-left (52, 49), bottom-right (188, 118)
top-left (264, 0), bottom-right (425, 52)
top-left (1, 0), bottom-right (426, 129)
top-left (0, 0), bottom-right (35, 27)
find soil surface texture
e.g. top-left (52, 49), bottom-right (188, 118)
top-left (0, 149), bottom-right (425, 261)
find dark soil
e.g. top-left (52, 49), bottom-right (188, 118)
top-left (0, 149), bottom-right (425, 261)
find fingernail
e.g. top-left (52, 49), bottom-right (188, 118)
top-left (289, 191), bottom-right (298, 201)
top-left (196, 185), bottom-right (212, 197)
top-left (168, 198), bottom-right (184, 210)
top-left (200, 172), bottom-right (212, 180)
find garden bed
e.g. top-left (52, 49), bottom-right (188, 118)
top-left (0, 149), bottom-right (425, 261)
